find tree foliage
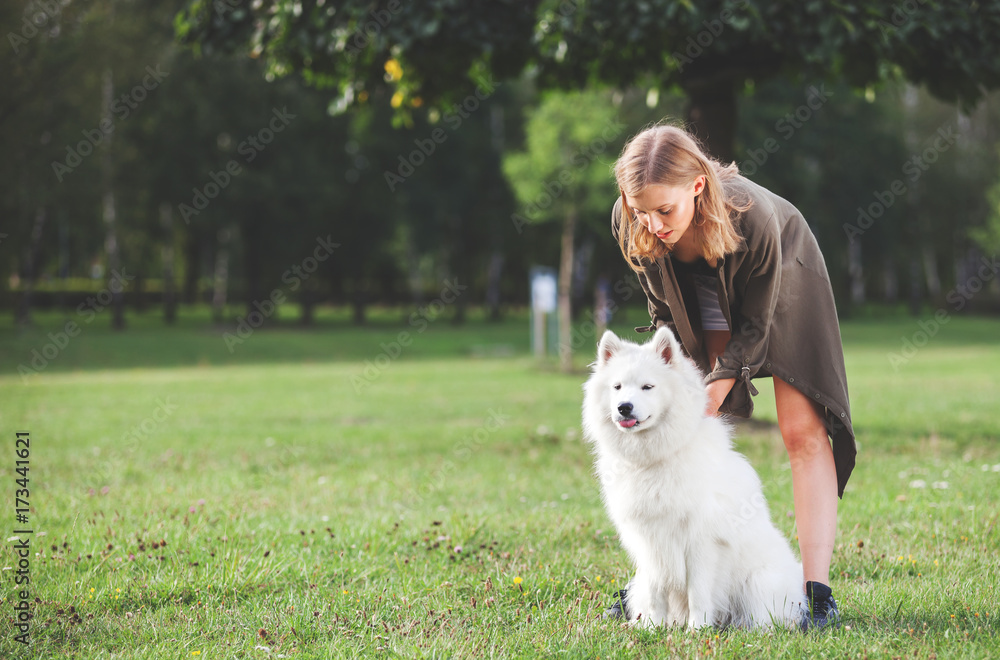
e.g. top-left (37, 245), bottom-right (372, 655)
top-left (503, 90), bottom-right (622, 231)
top-left (177, 0), bottom-right (1000, 159)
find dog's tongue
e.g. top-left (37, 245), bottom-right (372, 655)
top-left (619, 418), bottom-right (637, 428)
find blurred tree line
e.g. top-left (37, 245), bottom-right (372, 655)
top-left (3, 0), bottom-right (1000, 338)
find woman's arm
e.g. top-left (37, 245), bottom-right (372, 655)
top-left (704, 212), bottom-right (782, 414)
top-left (706, 377), bottom-right (736, 417)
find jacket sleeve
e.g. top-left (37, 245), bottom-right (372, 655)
top-left (706, 212), bottom-right (781, 415)
top-left (611, 198), bottom-right (675, 334)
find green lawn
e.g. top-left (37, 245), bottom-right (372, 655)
top-left (1, 306), bottom-right (998, 658)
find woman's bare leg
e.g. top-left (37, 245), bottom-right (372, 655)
top-left (773, 376), bottom-right (838, 586)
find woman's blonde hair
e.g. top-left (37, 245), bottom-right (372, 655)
top-left (613, 122), bottom-right (752, 270)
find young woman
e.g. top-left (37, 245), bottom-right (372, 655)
top-left (606, 123), bottom-right (856, 630)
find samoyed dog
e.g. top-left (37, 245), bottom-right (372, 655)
top-left (582, 327), bottom-right (805, 629)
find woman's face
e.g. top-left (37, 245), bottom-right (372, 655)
top-left (625, 175), bottom-right (705, 249)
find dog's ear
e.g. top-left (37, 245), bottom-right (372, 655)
top-left (651, 326), bottom-right (680, 365)
top-left (596, 330), bottom-right (622, 366)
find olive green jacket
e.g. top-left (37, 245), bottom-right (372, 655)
top-left (612, 175), bottom-right (856, 497)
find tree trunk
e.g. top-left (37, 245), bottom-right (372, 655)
top-left (883, 258), bottom-right (898, 304)
top-left (182, 232), bottom-right (200, 305)
top-left (487, 105), bottom-right (506, 323)
top-left (328, 266), bottom-right (344, 307)
top-left (101, 67), bottom-right (125, 330)
top-left (485, 250), bottom-right (504, 322)
top-left (134, 272), bottom-right (146, 312)
top-left (683, 79), bottom-right (738, 163)
top-left (243, 226), bottom-right (263, 319)
top-left (56, 216), bottom-right (69, 312)
top-left (922, 244), bottom-right (941, 299)
top-left (594, 276), bottom-right (609, 340)
top-left (558, 210), bottom-right (577, 373)
top-left (16, 206), bottom-right (46, 327)
top-left (212, 227), bottom-right (231, 324)
top-left (452, 250), bottom-right (469, 326)
top-left (159, 203), bottom-right (177, 324)
top-left (847, 238), bottom-right (865, 306)
top-left (572, 238), bottom-right (593, 321)
top-left (352, 281), bottom-right (367, 325)
top-left (405, 228), bottom-right (423, 308)
top-left (300, 287), bottom-right (315, 326)
top-left (449, 213), bottom-right (468, 326)
top-left (908, 255), bottom-right (922, 315)
top-left (452, 294), bottom-right (467, 325)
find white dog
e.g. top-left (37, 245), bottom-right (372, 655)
top-left (582, 327), bottom-right (806, 629)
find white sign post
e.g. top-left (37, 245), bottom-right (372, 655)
top-left (530, 267), bottom-right (557, 358)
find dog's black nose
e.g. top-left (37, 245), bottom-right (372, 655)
top-left (617, 402), bottom-right (633, 416)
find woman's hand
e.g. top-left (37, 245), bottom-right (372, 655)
top-left (705, 378), bottom-right (736, 417)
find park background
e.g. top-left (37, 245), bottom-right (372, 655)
top-left (1, 0), bottom-right (999, 657)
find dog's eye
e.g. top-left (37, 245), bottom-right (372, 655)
top-left (613, 384), bottom-right (621, 391)
top-left (641, 384), bottom-right (654, 391)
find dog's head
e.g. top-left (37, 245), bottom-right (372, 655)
top-left (582, 327), bottom-right (707, 459)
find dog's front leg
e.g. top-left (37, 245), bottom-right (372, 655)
top-left (622, 575), bottom-right (662, 628)
top-left (665, 589), bottom-right (688, 626)
top-left (685, 548), bottom-right (720, 629)
top-left (686, 592), bottom-right (717, 628)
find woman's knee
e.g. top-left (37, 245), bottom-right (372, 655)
top-left (774, 377), bottom-right (829, 459)
top-left (780, 419), bottom-right (829, 459)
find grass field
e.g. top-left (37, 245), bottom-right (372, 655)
top-left (1, 306), bottom-right (998, 658)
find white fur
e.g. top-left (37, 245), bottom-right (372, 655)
top-left (582, 327), bottom-right (805, 629)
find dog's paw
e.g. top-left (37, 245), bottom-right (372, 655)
top-left (630, 611), bottom-right (659, 630)
top-left (686, 612), bottom-right (715, 630)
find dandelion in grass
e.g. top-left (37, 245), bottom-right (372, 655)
top-left (513, 577), bottom-right (523, 585)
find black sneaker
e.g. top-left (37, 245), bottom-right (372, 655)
top-left (602, 589), bottom-right (629, 620)
top-left (801, 581), bottom-right (841, 631)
